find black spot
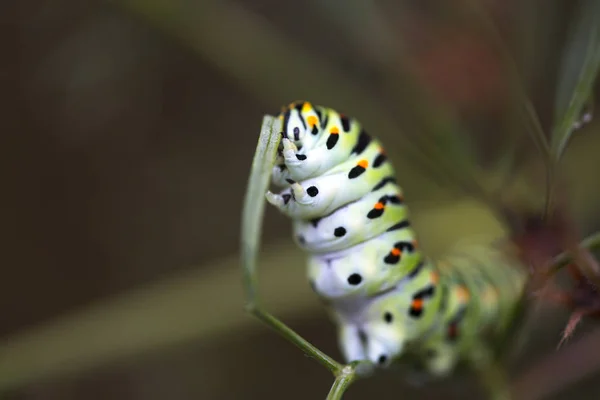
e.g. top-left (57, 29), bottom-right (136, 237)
top-left (408, 260), bottom-right (425, 279)
top-left (387, 220), bottom-right (410, 232)
top-left (414, 285), bottom-right (436, 299)
top-left (367, 208), bottom-right (384, 219)
top-left (347, 273), bottom-right (362, 285)
top-left (387, 195), bottom-right (402, 204)
top-left (321, 112), bottom-right (329, 129)
top-left (334, 227), bottom-right (347, 237)
top-left (282, 194), bottom-right (292, 204)
top-left (409, 307), bottom-right (423, 318)
top-left (278, 164), bottom-right (287, 172)
top-left (296, 235), bottom-right (306, 245)
top-left (311, 125), bottom-right (319, 135)
top-left (373, 153), bottom-right (387, 168)
top-left (310, 217), bottom-right (322, 227)
top-left (293, 126), bottom-right (300, 141)
top-left (296, 154), bottom-right (307, 160)
top-left (348, 165), bottom-right (366, 179)
top-left (285, 178), bottom-right (296, 184)
top-left (307, 186), bottom-right (319, 197)
top-left (315, 108), bottom-right (323, 123)
top-left (372, 176), bottom-right (396, 191)
top-left (282, 110), bottom-right (292, 138)
top-left (351, 129), bottom-right (371, 155)
top-left (384, 312), bottom-right (393, 323)
top-left (326, 133), bottom-right (339, 150)
top-left (341, 115), bottom-right (351, 132)
top-left (396, 241), bottom-right (415, 253)
top-left (384, 252), bottom-right (400, 265)
top-left (378, 355), bottom-right (388, 365)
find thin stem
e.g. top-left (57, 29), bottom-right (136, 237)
top-left (480, 362), bottom-right (512, 400)
top-left (326, 365), bottom-right (357, 400)
top-left (548, 230), bottom-right (600, 274)
top-left (247, 305), bottom-right (342, 374)
top-left (241, 115), bottom-right (281, 305)
top-left (240, 116), bottom-right (343, 374)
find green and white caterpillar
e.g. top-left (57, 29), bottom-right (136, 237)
top-left (265, 100), bottom-right (527, 378)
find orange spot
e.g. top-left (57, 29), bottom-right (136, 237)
top-left (430, 272), bottom-right (439, 284)
top-left (302, 102), bottom-right (312, 113)
top-left (307, 116), bottom-right (318, 127)
top-left (374, 202), bottom-right (385, 210)
top-left (330, 126), bottom-right (340, 134)
top-left (357, 159), bottom-right (369, 168)
top-left (411, 299), bottom-right (424, 310)
top-left (412, 240), bottom-right (418, 248)
top-left (379, 147), bottom-right (386, 155)
top-left (391, 248), bottom-right (401, 256)
top-left (456, 286), bottom-right (470, 302)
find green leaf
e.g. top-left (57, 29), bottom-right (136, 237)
top-left (241, 115), bottom-right (281, 305)
top-left (551, 0), bottom-right (600, 160)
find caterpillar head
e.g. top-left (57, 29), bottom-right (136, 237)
top-left (279, 101), bottom-right (323, 150)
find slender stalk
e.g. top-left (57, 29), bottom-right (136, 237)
top-left (241, 116), bottom-right (281, 305)
top-left (248, 305), bottom-right (342, 374)
top-left (240, 116), bottom-right (344, 374)
top-left (326, 365), bottom-right (357, 400)
top-left (548, 230), bottom-right (600, 274)
top-left (480, 362), bottom-right (512, 400)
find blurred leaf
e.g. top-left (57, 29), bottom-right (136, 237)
top-left (512, 326), bottom-right (600, 400)
top-left (0, 195), bottom-right (509, 393)
top-left (0, 239), bottom-right (314, 393)
top-left (241, 115), bottom-right (281, 304)
top-left (552, 0), bottom-right (600, 160)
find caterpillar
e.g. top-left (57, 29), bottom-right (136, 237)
top-left (265, 100), bottom-right (528, 377)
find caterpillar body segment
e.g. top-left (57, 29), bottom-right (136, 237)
top-left (291, 179), bottom-right (407, 254)
top-left (266, 141), bottom-right (394, 220)
top-left (306, 227), bottom-right (421, 299)
top-left (330, 259), bottom-right (444, 366)
top-left (265, 100), bottom-right (527, 379)
top-left (415, 248), bottom-right (526, 377)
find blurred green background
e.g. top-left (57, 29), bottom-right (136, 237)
top-left (2, 0), bottom-right (600, 399)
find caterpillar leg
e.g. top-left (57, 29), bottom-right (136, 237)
top-left (242, 115), bottom-right (342, 374)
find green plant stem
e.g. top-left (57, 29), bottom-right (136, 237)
top-left (240, 116), bottom-right (344, 374)
top-left (241, 115), bottom-right (280, 305)
top-left (326, 365), bottom-right (357, 400)
top-left (549, 230), bottom-right (600, 274)
top-left (247, 304), bottom-right (342, 374)
top-left (480, 362), bottom-right (512, 400)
